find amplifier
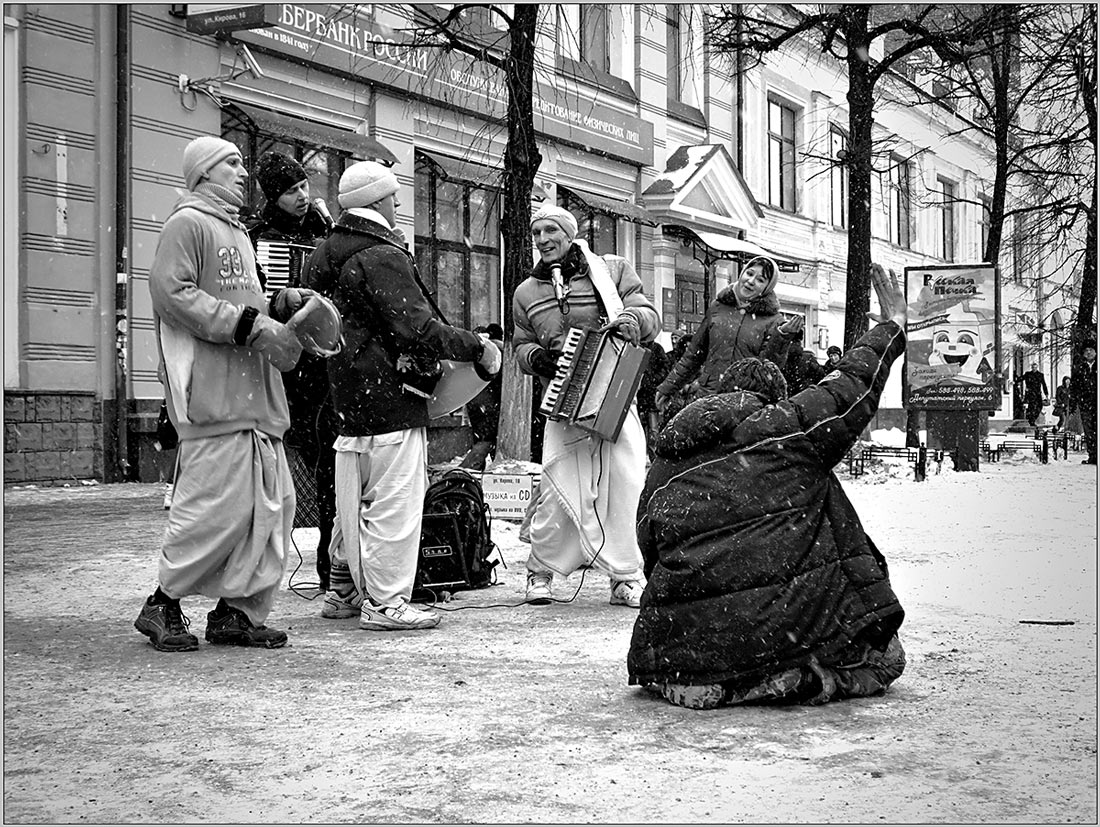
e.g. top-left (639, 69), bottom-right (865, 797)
top-left (413, 510), bottom-right (471, 597)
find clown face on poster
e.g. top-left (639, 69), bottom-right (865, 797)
top-left (903, 263), bottom-right (1000, 410)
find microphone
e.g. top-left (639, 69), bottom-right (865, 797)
top-left (550, 263), bottom-right (570, 316)
top-left (313, 198), bottom-right (334, 230)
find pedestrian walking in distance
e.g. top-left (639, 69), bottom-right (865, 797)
top-left (136, 135), bottom-right (309, 652)
top-left (1021, 363), bottom-right (1048, 427)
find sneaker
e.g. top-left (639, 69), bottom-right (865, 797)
top-left (660, 682), bottom-right (726, 710)
top-left (134, 596), bottom-right (198, 652)
top-left (321, 587), bottom-right (363, 619)
top-left (205, 599), bottom-right (288, 648)
top-left (609, 579), bottom-right (645, 608)
top-left (358, 600), bottom-right (440, 631)
top-left (525, 571), bottom-right (553, 605)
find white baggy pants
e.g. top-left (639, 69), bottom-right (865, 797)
top-left (159, 430), bottom-right (293, 625)
top-left (331, 428), bottom-right (428, 607)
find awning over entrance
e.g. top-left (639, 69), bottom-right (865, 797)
top-left (228, 103), bottom-right (398, 166)
top-left (663, 225), bottom-right (802, 273)
top-left (558, 185), bottom-right (657, 226)
top-left (417, 151), bottom-right (502, 189)
top-left (641, 143), bottom-right (763, 234)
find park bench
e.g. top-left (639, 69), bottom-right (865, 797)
top-left (847, 445), bottom-right (945, 480)
top-left (981, 439), bottom-right (1040, 462)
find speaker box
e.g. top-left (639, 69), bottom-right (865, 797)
top-left (415, 510), bottom-right (471, 594)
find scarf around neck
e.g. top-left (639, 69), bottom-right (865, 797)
top-left (194, 181), bottom-right (244, 219)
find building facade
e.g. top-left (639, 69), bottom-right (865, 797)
top-left (4, 3), bottom-right (1079, 483)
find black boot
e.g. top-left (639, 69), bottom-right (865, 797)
top-left (205, 599), bottom-right (288, 649)
top-left (134, 590), bottom-right (199, 652)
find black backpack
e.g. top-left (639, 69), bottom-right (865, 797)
top-left (414, 469), bottom-right (500, 599)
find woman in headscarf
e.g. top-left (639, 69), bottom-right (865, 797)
top-left (654, 256), bottom-right (801, 417)
top-left (512, 205), bottom-right (661, 608)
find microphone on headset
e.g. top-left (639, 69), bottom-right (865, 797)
top-left (313, 198), bottom-right (335, 230)
top-left (550, 263), bottom-right (570, 316)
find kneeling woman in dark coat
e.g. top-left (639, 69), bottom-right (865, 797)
top-left (628, 265), bottom-right (909, 710)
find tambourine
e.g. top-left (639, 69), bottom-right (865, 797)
top-left (286, 295), bottom-right (344, 357)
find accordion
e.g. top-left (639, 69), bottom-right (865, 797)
top-left (538, 327), bottom-right (650, 441)
top-left (255, 239), bottom-right (316, 298)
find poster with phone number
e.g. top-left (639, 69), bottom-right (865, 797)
top-left (904, 264), bottom-right (1000, 410)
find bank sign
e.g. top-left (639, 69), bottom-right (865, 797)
top-left (903, 264), bottom-right (1001, 410)
top-left (234, 4), bottom-right (654, 167)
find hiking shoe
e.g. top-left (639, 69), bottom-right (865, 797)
top-left (134, 596), bottom-right (198, 652)
top-left (358, 601), bottom-right (440, 631)
top-left (609, 579), bottom-right (645, 608)
top-left (661, 682), bottom-right (726, 710)
top-left (205, 600), bottom-right (288, 648)
top-left (525, 571), bottom-right (553, 604)
top-left (321, 587), bottom-right (363, 619)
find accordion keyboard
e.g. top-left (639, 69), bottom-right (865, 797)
top-left (255, 240), bottom-right (314, 298)
top-left (539, 327), bottom-right (585, 417)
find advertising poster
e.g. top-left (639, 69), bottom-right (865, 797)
top-left (904, 264), bottom-right (1000, 410)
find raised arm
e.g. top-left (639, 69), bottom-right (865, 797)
top-left (787, 265), bottom-right (908, 469)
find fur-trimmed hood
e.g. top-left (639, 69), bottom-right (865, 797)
top-left (714, 285), bottom-right (781, 316)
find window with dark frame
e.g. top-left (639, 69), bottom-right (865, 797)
top-left (979, 193), bottom-right (992, 261)
top-left (666, 6), bottom-right (682, 102)
top-left (938, 176), bottom-right (956, 261)
top-left (559, 191), bottom-right (618, 256)
top-left (413, 154), bottom-right (502, 331)
top-left (579, 4), bottom-right (611, 73)
top-left (888, 156), bottom-right (912, 249)
top-left (829, 126), bottom-right (848, 229)
top-left (1012, 216), bottom-right (1027, 285)
top-left (767, 97), bottom-right (797, 212)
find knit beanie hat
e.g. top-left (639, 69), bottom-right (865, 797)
top-left (530, 204), bottom-right (578, 241)
top-left (741, 255), bottom-right (781, 295)
top-left (256, 151), bottom-right (307, 202)
top-left (827, 345), bottom-right (843, 357)
top-left (717, 357), bottom-right (788, 403)
top-left (338, 160), bottom-right (400, 209)
top-left (182, 136), bottom-right (240, 191)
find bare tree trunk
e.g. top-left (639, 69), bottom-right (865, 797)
top-left (497, 4), bottom-right (541, 461)
top-left (843, 6), bottom-right (874, 350)
top-left (1072, 5), bottom-right (1097, 383)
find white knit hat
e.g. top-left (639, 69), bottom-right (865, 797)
top-left (530, 204), bottom-right (578, 241)
top-left (182, 136), bottom-right (240, 191)
top-left (338, 161), bottom-right (400, 209)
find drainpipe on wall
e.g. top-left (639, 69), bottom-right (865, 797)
top-left (113, 4), bottom-right (131, 481)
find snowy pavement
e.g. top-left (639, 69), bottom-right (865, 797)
top-left (3, 453), bottom-right (1096, 823)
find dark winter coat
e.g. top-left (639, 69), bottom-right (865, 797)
top-left (783, 343), bottom-right (828, 396)
top-left (1073, 360), bottom-right (1097, 417)
top-left (628, 321), bottom-right (907, 689)
top-left (1053, 383), bottom-right (1073, 417)
top-left (248, 202), bottom-right (333, 456)
top-left (302, 211), bottom-right (485, 436)
top-left (657, 286), bottom-right (790, 399)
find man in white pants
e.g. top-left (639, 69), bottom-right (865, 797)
top-left (303, 161), bottom-right (501, 630)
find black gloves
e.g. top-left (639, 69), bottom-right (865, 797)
top-left (530, 347), bottom-right (563, 379)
